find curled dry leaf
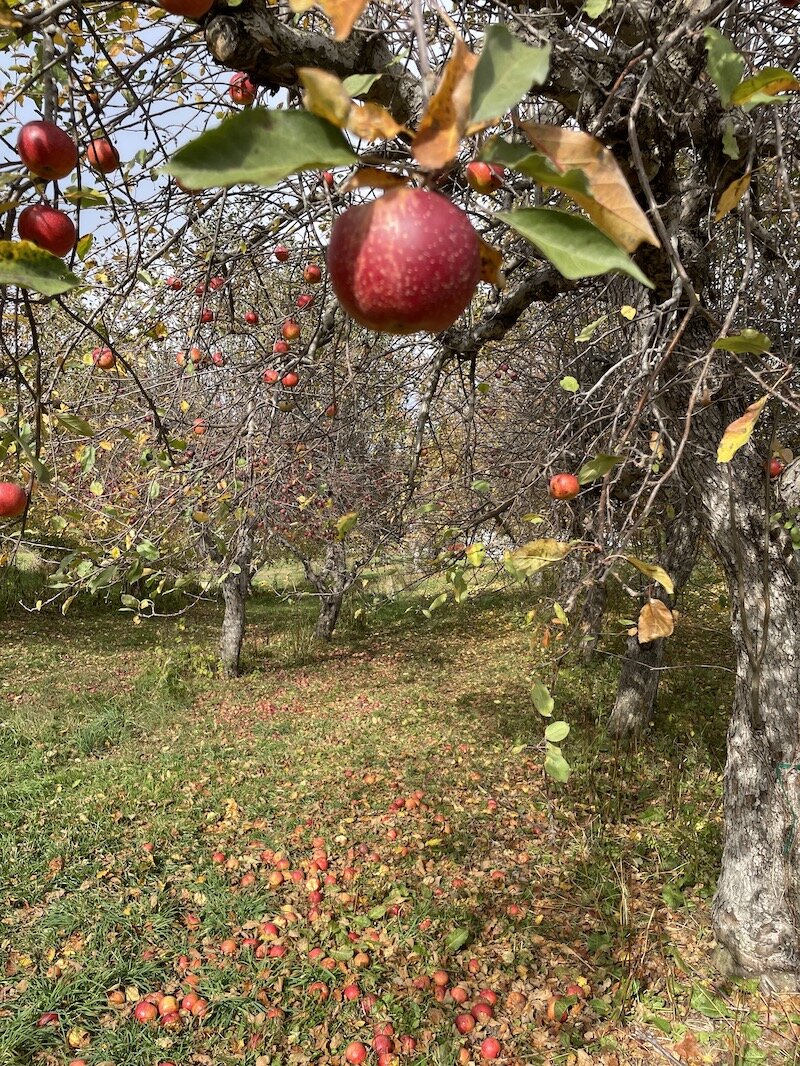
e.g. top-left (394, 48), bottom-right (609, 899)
top-left (716, 395), bottom-right (768, 463)
top-left (288, 0), bottom-right (368, 41)
top-left (341, 168), bottom-right (410, 193)
top-left (412, 38), bottom-right (479, 170)
top-left (520, 122), bottom-right (660, 252)
top-left (478, 236), bottom-right (505, 287)
top-left (637, 599), bottom-right (674, 643)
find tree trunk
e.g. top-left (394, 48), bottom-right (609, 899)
top-left (314, 588), bottom-right (344, 641)
top-left (608, 506), bottom-right (700, 741)
top-left (219, 524), bottom-right (255, 678)
top-left (701, 473), bottom-right (800, 989)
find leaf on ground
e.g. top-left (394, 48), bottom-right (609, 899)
top-left (520, 122), bottom-right (660, 251)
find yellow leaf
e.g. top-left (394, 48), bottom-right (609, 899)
top-left (180, 400), bottom-right (189, 413)
top-left (478, 237), bottom-right (505, 287)
top-left (299, 67), bottom-right (352, 127)
top-left (624, 556), bottom-right (674, 596)
top-left (620, 304), bottom-right (637, 320)
top-left (508, 539), bottom-right (572, 576)
top-left (521, 123), bottom-right (660, 252)
top-left (717, 395), bottom-right (768, 463)
top-left (342, 168), bottom-right (409, 192)
top-left (412, 38), bottom-right (478, 170)
top-left (714, 173), bottom-right (750, 222)
top-left (637, 599), bottom-right (674, 643)
top-left (347, 101), bottom-right (406, 141)
top-left (289, 0), bottom-right (368, 40)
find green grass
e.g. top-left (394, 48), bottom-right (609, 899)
top-left (0, 578), bottom-right (796, 1065)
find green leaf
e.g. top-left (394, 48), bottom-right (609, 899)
top-left (471, 479), bottom-right (491, 493)
top-left (465, 542), bottom-right (485, 567)
top-left (481, 138), bottom-right (590, 196)
top-left (661, 883), bottom-right (686, 909)
top-left (469, 26), bottom-right (550, 130)
top-left (690, 986), bottom-right (732, 1019)
top-left (544, 750), bottom-right (571, 783)
top-left (445, 927), bottom-right (470, 952)
top-left (120, 594), bottom-right (140, 609)
top-left (0, 240), bottom-right (81, 296)
top-left (560, 376), bottom-right (579, 393)
top-left (532, 680), bottom-right (554, 718)
top-left (76, 234), bottom-right (93, 260)
top-left (576, 314), bottom-right (607, 341)
top-left (730, 68), bottom-right (800, 109)
top-left (335, 511), bottom-right (358, 540)
top-left (166, 109), bottom-right (359, 190)
top-left (63, 185), bottom-right (108, 208)
top-left (429, 592), bottom-right (448, 611)
top-left (508, 538), bottom-right (572, 577)
top-left (137, 268), bottom-right (156, 286)
top-left (721, 118), bottom-right (740, 160)
top-left (342, 73), bottom-right (382, 97)
top-left (55, 412), bottom-right (93, 437)
top-left (712, 328), bottom-right (771, 354)
top-left (545, 720), bottom-right (570, 743)
top-left (497, 208), bottom-right (653, 288)
top-left (704, 28), bottom-right (744, 108)
top-left (583, 0), bottom-right (611, 15)
top-left (577, 453), bottom-right (622, 485)
top-left (552, 602), bottom-right (569, 626)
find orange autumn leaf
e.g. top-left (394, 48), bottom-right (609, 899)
top-left (347, 102), bottom-right (405, 141)
top-left (300, 68), bottom-right (406, 141)
top-left (478, 236), bottom-right (505, 287)
top-left (637, 599), bottom-right (674, 643)
top-left (521, 122), bottom-right (660, 252)
top-left (412, 38), bottom-right (478, 170)
top-left (288, 0), bottom-right (368, 40)
top-left (342, 168), bottom-right (410, 192)
top-left (717, 395), bottom-right (768, 463)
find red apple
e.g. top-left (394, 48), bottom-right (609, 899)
top-left (295, 293), bottom-right (314, 310)
top-left (344, 1042), bottom-right (367, 1064)
top-left (343, 982), bottom-right (360, 1000)
top-left (373, 1034), bottom-right (393, 1053)
top-left (193, 417), bottom-right (206, 435)
top-left (134, 1001), bottom-right (158, 1023)
top-left (158, 996), bottom-right (179, 1016)
top-left (200, 308), bottom-right (214, 323)
top-left (272, 339), bottom-right (290, 355)
top-left (303, 262), bottom-right (322, 284)
top-left (86, 137), bottom-right (120, 174)
top-left (327, 187), bottom-right (480, 334)
top-left (0, 483), bottom-right (28, 519)
top-left (322, 170), bottom-right (335, 188)
top-left (281, 318), bottom-right (301, 341)
top-left (431, 970), bottom-right (449, 987)
top-left (274, 244), bottom-right (290, 262)
top-left (263, 368), bottom-right (280, 384)
top-left (281, 371), bottom-right (299, 388)
top-left (17, 120), bottom-right (77, 180)
top-left (156, 0), bottom-right (213, 17)
top-left (471, 1001), bottom-right (494, 1023)
top-left (480, 1037), bottom-right (501, 1060)
top-left (92, 346), bottom-right (115, 370)
top-left (229, 72), bottom-right (257, 106)
top-left (478, 989), bottom-right (498, 1005)
top-left (768, 457), bottom-right (785, 478)
top-left (244, 310), bottom-right (259, 325)
top-left (211, 351), bottom-right (225, 366)
top-left (549, 472), bottom-right (580, 500)
top-left (466, 160), bottom-right (504, 194)
top-left (167, 276), bottom-right (183, 290)
top-left (455, 1013), bottom-right (474, 1034)
top-left (324, 403), bottom-right (337, 418)
top-left (18, 204), bottom-right (76, 257)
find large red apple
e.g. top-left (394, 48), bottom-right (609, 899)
top-left (86, 138), bottom-right (120, 174)
top-left (156, 0), bottom-right (213, 17)
top-left (229, 72), bottom-right (257, 106)
top-left (0, 483), bottom-right (27, 518)
top-left (18, 204), bottom-right (76, 257)
top-left (17, 120), bottom-right (77, 180)
top-left (549, 473), bottom-right (580, 500)
top-left (327, 187), bottom-right (480, 334)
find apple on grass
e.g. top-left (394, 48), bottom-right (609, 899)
top-left (327, 187), bottom-right (481, 334)
top-left (18, 120), bottom-right (77, 180)
top-left (18, 204), bottom-right (76, 258)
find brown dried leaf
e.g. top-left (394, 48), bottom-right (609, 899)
top-left (478, 236), bottom-right (505, 287)
top-left (673, 1029), bottom-right (703, 1063)
top-left (521, 122), bottom-right (660, 252)
top-left (412, 38), bottom-right (479, 170)
top-left (637, 599), bottom-right (674, 643)
top-left (714, 173), bottom-right (750, 222)
top-left (289, 0), bottom-right (368, 40)
top-left (299, 67), bottom-right (352, 127)
top-left (348, 101), bottom-right (406, 141)
top-left (341, 168), bottom-right (410, 192)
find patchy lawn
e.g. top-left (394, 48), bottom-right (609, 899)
top-left (1, 582), bottom-right (798, 1065)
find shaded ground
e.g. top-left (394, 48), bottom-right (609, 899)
top-left (1, 579), bottom-right (797, 1065)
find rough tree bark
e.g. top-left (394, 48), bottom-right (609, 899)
top-left (219, 522), bottom-right (255, 678)
top-left (607, 505), bottom-right (701, 741)
top-left (298, 541), bottom-right (355, 642)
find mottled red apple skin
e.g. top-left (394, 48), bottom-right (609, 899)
top-left (327, 187), bottom-right (481, 335)
top-left (0, 483), bottom-right (27, 518)
top-left (18, 205), bottom-right (76, 257)
top-left (17, 120), bottom-right (77, 180)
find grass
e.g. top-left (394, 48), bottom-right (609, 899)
top-left (0, 570), bottom-right (798, 1066)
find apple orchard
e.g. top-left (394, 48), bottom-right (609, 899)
top-left (2, 0), bottom-right (800, 1058)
